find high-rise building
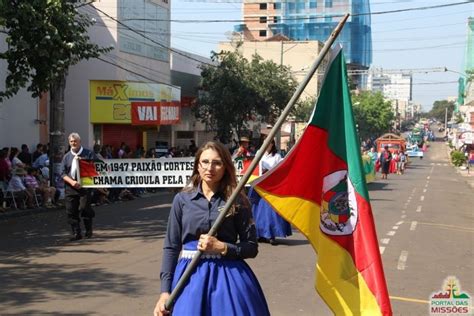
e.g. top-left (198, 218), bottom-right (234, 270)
top-left (235, 0), bottom-right (372, 86)
top-left (367, 72), bottom-right (413, 103)
top-left (460, 17), bottom-right (473, 107)
top-left (367, 71), bottom-right (414, 123)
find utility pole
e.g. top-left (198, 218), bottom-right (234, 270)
top-left (49, 75), bottom-right (67, 188)
top-left (274, 40), bottom-right (284, 152)
top-left (395, 100), bottom-right (400, 133)
top-left (444, 107), bottom-right (448, 137)
top-left (276, 40), bottom-right (302, 153)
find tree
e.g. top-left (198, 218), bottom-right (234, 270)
top-left (249, 54), bottom-right (298, 124)
top-left (292, 96), bottom-right (316, 122)
top-left (194, 50), bottom-right (297, 143)
top-left (351, 91), bottom-right (395, 140)
top-left (428, 100), bottom-right (455, 122)
top-left (0, 0), bottom-right (111, 186)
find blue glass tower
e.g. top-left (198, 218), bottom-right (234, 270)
top-left (236, 0), bottom-right (372, 69)
top-left (270, 0), bottom-right (371, 68)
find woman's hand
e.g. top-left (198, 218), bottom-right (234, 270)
top-left (153, 292), bottom-right (171, 316)
top-left (198, 234), bottom-right (226, 254)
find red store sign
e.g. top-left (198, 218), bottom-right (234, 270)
top-left (131, 101), bottom-right (180, 125)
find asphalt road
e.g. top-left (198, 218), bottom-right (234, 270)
top-left (0, 140), bottom-right (472, 315)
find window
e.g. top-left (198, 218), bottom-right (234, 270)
top-left (259, 30), bottom-right (267, 37)
top-left (259, 3), bottom-right (267, 10)
top-left (259, 16), bottom-right (267, 23)
top-left (309, 1), bottom-right (317, 9)
top-left (296, 0), bottom-right (305, 12)
top-left (273, 16), bottom-right (279, 23)
top-left (288, 2), bottom-right (295, 12)
top-left (274, 3), bottom-right (281, 10)
top-left (325, 0), bottom-right (333, 8)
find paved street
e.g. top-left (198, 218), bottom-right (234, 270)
top-left (0, 141), bottom-right (473, 315)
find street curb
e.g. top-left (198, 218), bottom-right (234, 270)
top-left (445, 145), bottom-right (474, 190)
top-left (0, 206), bottom-right (62, 220)
top-left (454, 168), bottom-right (474, 190)
top-left (0, 190), bottom-right (172, 221)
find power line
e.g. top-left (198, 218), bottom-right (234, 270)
top-left (74, 1), bottom-right (96, 8)
top-left (113, 1), bottom-right (473, 23)
top-left (374, 81), bottom-right (459, 85)
top-left (90, 19), bottom-right (467, 40)
top-left (96, 56), bottom-right (178, 87)
top-left (104, 53), bottom-right (172, 81)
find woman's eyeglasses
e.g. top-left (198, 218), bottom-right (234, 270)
top-left (199, 159), bottom-right (224, 169)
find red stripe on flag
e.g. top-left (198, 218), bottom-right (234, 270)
top-left (258, 126), bottom-right (347, 204)
top-left (329, 191), bottom-right (391, 314)
top-left (79, 160), bottom-right (99, 177)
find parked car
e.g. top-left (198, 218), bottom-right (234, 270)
top-left (406, 146), bottom-right (424, 159)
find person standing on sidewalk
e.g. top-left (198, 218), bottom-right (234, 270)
top-left (61, 133), bottom-right (96, 241)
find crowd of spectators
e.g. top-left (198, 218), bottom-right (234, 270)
top-left (0, 140), bottom-right (202, 213)
top-left (0, 144), bottom-right (55, 212)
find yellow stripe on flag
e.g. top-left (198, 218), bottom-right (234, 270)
top-left (256, 187), bottom-right (381, 315)
top-left (81, 177), bottom-right (94, 186)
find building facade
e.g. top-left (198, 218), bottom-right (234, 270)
top-left (67, 0), bottom-right (174, 152)
top-left (1, 0), bottom-right (213, 154)
top-left (0, 34), bottom-right (48, 150)
top-left (460, 17), bottom-right (473, 107)
top-left (234, 0), bottom-right (372, 87)
top-left (219, 40), bottom-right (326, 100)
top-left (367, 72), bottom-right (412, 103)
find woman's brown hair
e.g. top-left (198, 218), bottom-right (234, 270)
top-left (184, 141), bottom-right (250, 212)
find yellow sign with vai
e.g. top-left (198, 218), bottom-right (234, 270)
top-left (90, 80), bottom-right (181, 123)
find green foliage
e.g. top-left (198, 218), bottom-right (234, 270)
top-left (454, 112), bottom-right (464, 124)
top-left (428, 100), bottom-right (455, 122)
top-left (0, 0), bottom-right (112, 100)
top-left (195, 50), bottom-right (297, 143)
top-left (292, 97), bottom-right (316, 122)
top-left (450, 150), bottom-right (466, 167)
top-left (467, 69), bottom-right (474, 82)
top-left (351, 91), bottom-right (395, 140)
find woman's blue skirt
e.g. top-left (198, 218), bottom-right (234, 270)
top-left (249, 187), bottom-right (292, 239)
top-left (171, 241), bottom-right (270, 316)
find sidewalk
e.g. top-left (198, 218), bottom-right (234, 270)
top-left (455, 166), bottom-right (474, 189)
top-left (0, 190), bottom-right (171, 221)
top-left (445, 143), bottom-right (474, 189)
top-left (0, 204), bottom-right (61, 220)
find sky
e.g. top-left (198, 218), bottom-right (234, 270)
top-left (170, 0), bottom-right (474, 112)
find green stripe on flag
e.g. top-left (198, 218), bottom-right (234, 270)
top-left (310, 49), bottom-right (369, 200)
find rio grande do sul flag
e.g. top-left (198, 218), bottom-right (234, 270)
top-left (79, 159), bottom-right (99, 186)
top-left (253, 47), bottom-right (392, 315)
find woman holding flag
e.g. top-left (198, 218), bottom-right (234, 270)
top-left (154, 141), bottom-right (269, 316)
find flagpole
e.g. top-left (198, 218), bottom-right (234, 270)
top-left (165, 13), bottom-right (350, 311)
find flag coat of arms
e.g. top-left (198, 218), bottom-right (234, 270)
top-left (253, 47), bottom-right (392, 315)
